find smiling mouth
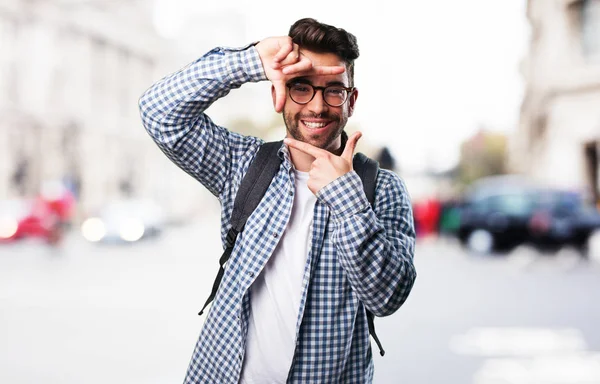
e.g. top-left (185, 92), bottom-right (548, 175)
top-left (301, 120), bottom-right (332, 130)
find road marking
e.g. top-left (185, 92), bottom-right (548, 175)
top-left (474, 354), bottom-right (600, 384)
top-left (450, 327), bottom-right (586, 356)
top-left (450, 327), bottom-right (600, 384)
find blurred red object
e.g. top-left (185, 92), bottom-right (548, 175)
top-left (413, 198), bottom-right (442, 238)
top-left (0, 199), bottom-right (53, 243)
top-left (0, 181), bottom-right (76, 244)
top-left (528, 211), bottom-right (552, 234)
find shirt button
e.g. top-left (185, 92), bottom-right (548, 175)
top-left (248, 271), bottom-right (254, 277)
top-left (238, 353), bottom-right (243, 361)
top-left (273, 232), bottom-right (278, 238)
top-left (288, 190), bottom-right (293, 196)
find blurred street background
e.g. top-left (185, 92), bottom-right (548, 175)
top-left (2, 222), bottom-right (600, 384)
top-left (2, 0), bottom-right (600, 383)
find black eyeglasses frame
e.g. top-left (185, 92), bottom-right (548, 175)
top-left (286, 82), bottom-right (355, 107)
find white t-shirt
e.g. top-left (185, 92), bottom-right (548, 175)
top-left (239, 170), bottom-right (316, 384)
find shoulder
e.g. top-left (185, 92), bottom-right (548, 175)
top-left (375, 169), bottom-right (412, 205)
top-left (376, 169), bottom-right (409, 193)
top-left (228, 134), bottom-right (266, 173)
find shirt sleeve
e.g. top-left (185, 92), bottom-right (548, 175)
top-left (317, 169), bottom-right (417, 317)
top-left (138, 44), bottom-right (267, 197)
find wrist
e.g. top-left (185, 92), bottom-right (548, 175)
top-left (254, 40), bottom-right (268, 64)
top-left (227, 45), bottom-right (267, 83)
top-left (317, 172), bottom-right (370, 220)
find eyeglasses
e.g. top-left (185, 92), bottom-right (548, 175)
top-left (286, 82), bottom-right (354, 107)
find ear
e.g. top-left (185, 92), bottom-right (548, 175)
top-left (347, 88), bottom-right (358, 117)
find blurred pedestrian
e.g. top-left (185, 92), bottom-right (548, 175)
top-left (376, 146), bottom-right (396, 171)
top-left (35, 180), bottom-right (76, 245)
top-left (139, 17), bottom-right (416, 384)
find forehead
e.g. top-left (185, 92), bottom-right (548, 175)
top-left (299, 49), bottom-right (349, 85)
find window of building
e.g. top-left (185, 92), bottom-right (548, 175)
top-left (118, 48), bottom-right (131, 119)
top-left (0, 17), bottom-right (19, 106)
top-left (581, 0), bottom-right (600, 61)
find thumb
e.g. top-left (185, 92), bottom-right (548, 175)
top-left (341, 131), bottom-right (362, 162)
top-left (273, 80), bottom-right (287, 113)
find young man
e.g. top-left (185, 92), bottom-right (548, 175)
top-left (139, 17), bottom-right (416, 384)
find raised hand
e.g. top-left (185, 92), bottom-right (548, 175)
top-left (255, 36), bottom-right (346, 112)
top-left (284, 132), bottom-right (363, 195)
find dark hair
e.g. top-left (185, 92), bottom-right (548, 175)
top-left (288, 18), bottom-right (359, 85)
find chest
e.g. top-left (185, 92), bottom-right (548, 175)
top-left (229, 170), bottom-right (348, 294)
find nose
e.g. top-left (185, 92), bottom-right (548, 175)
top-left (306, 89), bottom-right (329, 115)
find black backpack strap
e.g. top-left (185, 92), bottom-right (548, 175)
top-left (198, 141), bottom-right (283, 316)
top-left (229, 141), bottom-right (284, 233)
top-left (353, 153), bottom-right (378, 206)
top-left (353, 152), bottom-right (385, 357)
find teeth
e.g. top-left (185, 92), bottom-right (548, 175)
top-left (303, 121), bottom-right (328, 129)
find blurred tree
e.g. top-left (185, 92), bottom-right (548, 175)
top-left (458, 128), bottom-right (508, 186)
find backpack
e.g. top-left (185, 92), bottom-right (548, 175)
top-left (198, 140), bottom-right (385, 356)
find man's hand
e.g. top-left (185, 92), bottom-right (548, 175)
top-left (255, 36), bottom-right (346, 112)
top-left (284, 132), bottom-right (363, 195)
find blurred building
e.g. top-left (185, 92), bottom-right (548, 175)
top-left (163, 6), bottom-right (277, 135)
top-left (512, 0), bottom-right (600, 202)
top-left (0, 0), bottom-right (212, 221)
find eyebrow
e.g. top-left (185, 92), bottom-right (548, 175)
top-left (287, 77), bottom-right (348, 87)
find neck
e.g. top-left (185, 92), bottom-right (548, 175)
top-left (289, 147), bottom-right (316, 172)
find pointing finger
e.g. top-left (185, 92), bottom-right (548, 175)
top-left (281, 56), bottom-right (313, 75)
top-left (282, 63), bottom-right (346, 76)
top-left (311, 65), bottom-right (346, 76)
top-left (341, 131), bottom-right (362, 162)
top-left (284, 137), bottom-right (329, 158)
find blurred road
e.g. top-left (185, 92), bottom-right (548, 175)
top-left (1, 214), bottom-right (600, 384)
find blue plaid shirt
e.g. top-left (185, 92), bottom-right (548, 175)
top-left (139, 44), bottom-right (417, 384)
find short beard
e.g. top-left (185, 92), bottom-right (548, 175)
top-left (283, 111), bottom-right (347, 153)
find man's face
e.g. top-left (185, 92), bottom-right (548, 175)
top-left (278, 50), bottom-right (358, 153)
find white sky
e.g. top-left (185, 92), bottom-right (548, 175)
top-left (153, 0), bottom-right (529, 174)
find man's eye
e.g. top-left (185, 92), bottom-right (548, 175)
top-left (292, 85), bottom-right (311, 93)
top-left (325, 87), bottom-right (345, 96)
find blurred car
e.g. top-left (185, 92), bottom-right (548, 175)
top-left (81, 199), bottom-right (166, 244)
top-left (457, 177), bottom-right (536, 253)
top-left (0, 198), bottom-right (63, 244)
top-left (456, 175), bottom-right (600, 255)
top-left (528, 189), bottom-right (600, 251)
